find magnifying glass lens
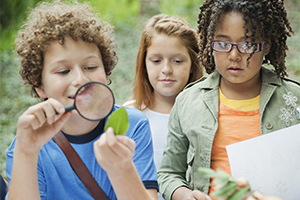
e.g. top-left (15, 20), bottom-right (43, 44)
top-left (74, 82), bottom-right (114, 121)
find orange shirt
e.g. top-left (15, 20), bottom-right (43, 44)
top-left (209, 90), bottom-right (261, 196)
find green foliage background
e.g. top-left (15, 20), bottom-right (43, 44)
top-left (0, 0), bottom-right (299, 178)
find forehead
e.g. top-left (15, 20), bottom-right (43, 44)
top-left (215, 12), bottom-right (262, 40)
top-left (147, 34), bottom-right (189, 54)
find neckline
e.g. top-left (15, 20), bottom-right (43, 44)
top-left (62, 118), bottom-right (105, 144)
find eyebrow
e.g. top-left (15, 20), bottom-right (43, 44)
top-left (214, 34), bottom-right (246, 41)
top-left (83, 55), bottom-right (102, 61)
top-left (50, 55), bottom-right (100, 65)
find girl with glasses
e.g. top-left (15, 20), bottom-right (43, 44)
top-left (158, 0), bottom-right (300, 200)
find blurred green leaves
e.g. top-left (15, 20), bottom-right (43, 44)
top-left (0, 50), bottom-right (38, 176)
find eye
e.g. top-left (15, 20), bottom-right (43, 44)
top-left (85, 66), bottom-right (97, 70)
top-left (57, 70), bottom-right (70, 74)
top-left (151, 59), bottom-right (161, 63)
top-left (240, 42), bottom-right (257, 53)
top-left (214, 41), bottom-right (230, 49)
top-left (173, 59), bottom-right (183, 64)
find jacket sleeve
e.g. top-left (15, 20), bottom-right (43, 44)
top-left (157, 98), bottom-right (191, 200)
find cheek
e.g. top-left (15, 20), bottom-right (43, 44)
top-left (146, 64), bottom-right (160, 79)
top-left (213, 54), bottom-right (223, 66)
top-left (175, 65), bottom-right (192, 82)
top-left (94, 69), bottom-right (108, 84)
top-left (246, 53), bottom-right (264, 67)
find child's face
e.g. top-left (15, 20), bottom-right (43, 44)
top-left (145, 34), bottom-right (192, 100)
top-left (213, 12), bottom-right (269, 87)
top-left (35, 37), bottom-right (107, 109)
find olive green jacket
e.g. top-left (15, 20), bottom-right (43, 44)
top-left (157, 67), bottom-right (300, 200)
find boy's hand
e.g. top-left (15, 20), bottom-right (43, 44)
top-left (16, 98), bottom-right (71, 154)
top-left (93, 127), bottom-right (135, 174)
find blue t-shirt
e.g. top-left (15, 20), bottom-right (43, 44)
top-left (6, 105), bottom-right (158, 200)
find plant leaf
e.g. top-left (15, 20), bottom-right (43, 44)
top-left (216, 168), bottom-right (235, 182)
top-left (227, 186), bottom-right (250, 200)
top-left (198, 167), bottom-right (218, 178)
top-left (211, 182), bottom-right (238, 197)
top-left (212, 176), bottom-right (230, 187)
top-left (104, 107), bottom-right (129, 135)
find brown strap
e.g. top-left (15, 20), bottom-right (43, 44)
top-left (53, 131), bottom-right (109, 200)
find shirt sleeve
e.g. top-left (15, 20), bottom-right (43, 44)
top-left (125, 107), bottom-right (159, 191)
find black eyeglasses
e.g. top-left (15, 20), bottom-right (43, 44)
top-left (212, 40), bottom-right (265, 54)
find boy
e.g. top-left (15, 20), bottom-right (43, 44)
top-left (6, 1), bottom-right (158, 199)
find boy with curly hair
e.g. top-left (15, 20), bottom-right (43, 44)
top-left (6, 1), bottom-right (158, 199)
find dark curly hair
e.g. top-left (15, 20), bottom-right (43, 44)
top-left (197, 0), bottom-right (294, 77)
top-left (15, 0), bottom-right (118, 97)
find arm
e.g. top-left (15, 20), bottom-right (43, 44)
top-left (172, 187), bottom-right (212, 200)
top-left (157, 101), bottom-right (211, 200)
top-left (93, 127), bottom-right (157, 200)
top-left (7, 99), bottom-right (71, 200)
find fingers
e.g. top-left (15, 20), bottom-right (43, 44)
top-left (189, 190), bottom-right (213, 200)
top-left (250, 191), bottom-right (283, 200)
top-left (21, 98), bottom-right (65, 130)
top-left (235, 177), bottom-right (250, 188)
top-left (93, 127), bottom-right (136, 171)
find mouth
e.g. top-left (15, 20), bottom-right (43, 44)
top-left (77, 84), bottom-right (91, 96)
top-left (161, 79), bottom-right (175, 82)
top-left (227, 67), bottom-right (243, 71)
top-left (227, 67), bottom-right (243, 73)
top-left (160, 79), bottom-right (176, 85)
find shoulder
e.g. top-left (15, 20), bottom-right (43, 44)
top-left (176, 71), bottom-right (220, 101)
top-left (113, 105), bottom-right (149, 131)
top-left (262, 67), bottom-right (300, 89)
top-left (123, 100), bottom-right (136, 108)
top-left (282, 77), bottom-right (300, 88)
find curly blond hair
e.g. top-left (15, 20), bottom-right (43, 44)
top-left (15, 0), bottom-right (118, 97)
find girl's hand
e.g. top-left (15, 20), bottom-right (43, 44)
top-left (187, 190), bottom-right (213, 200)
top-left (16, 98), bottom-right (71, 154)
top-left (93, 127), bottom-right (136, 174)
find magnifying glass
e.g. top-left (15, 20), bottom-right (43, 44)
top-left (63, 81), bottom-right (115, 121)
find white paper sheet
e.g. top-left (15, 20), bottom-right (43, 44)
top-left (226, 123), bottom-right (300, 200)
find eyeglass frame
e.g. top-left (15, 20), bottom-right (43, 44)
top-left (211, 40), bottom-right (265, 54)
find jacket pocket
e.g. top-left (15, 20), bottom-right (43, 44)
top-left (186, 147), bottom-right (195, 188)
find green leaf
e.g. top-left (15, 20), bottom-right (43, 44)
top-left (211, 182), bottom-right (238, 197)
top-left (227, 186), bottom-right (250, 200)
top-left (216, 168), bottom-right (235, 182)
top-left (212, 176), bottom-right (230, 187)
top-left (104, 107), bottom-right (129, 135)
top-left (198, 167), bottom-right (218, 178)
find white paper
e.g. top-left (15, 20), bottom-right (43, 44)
top-left (226, 123), bottom-right (300, 200)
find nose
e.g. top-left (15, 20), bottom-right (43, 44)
top-left (162, 61), bottom-right (173, 75)
top-left (72, 68), bottom-right (89, 87)
top-left (228, 46), bottom-right (242, 62)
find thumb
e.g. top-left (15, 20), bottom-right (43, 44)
top-left (52, 112), bottom-right (71, 131)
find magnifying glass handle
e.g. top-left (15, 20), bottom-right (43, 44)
top-left (55, 104), bottom-right (75, 115)
top-left (64, 104), bottom-right (75, 113)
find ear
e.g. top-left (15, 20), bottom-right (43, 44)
top-left (35, 86), bottom-right (47, 98)
top-left (264, 42), bottom-right (271, 56)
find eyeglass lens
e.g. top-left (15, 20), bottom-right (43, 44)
top-left (212, 41), bottom-right (262, 54)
